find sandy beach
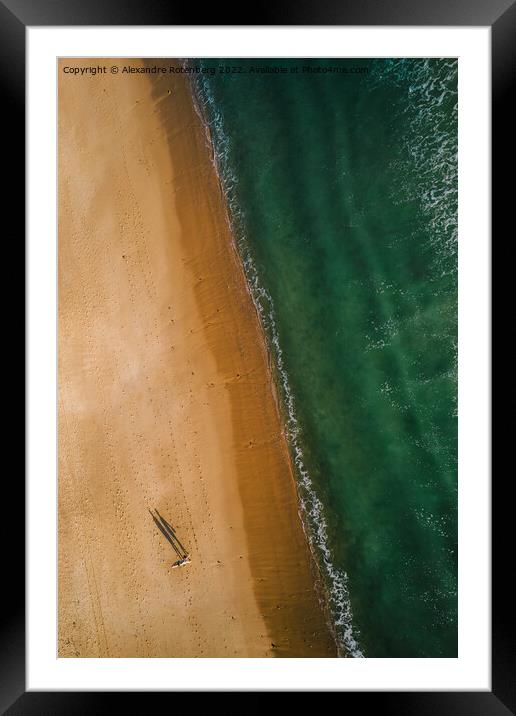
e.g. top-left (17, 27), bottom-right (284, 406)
top-left (58, 58), bottom-right (337, 658)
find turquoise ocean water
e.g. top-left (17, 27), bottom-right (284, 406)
top-left (191, 58), bottom-right (458, 658)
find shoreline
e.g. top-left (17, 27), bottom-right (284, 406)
top-left (189, 77), bottom-right (344, 654)
top-left (58, 58), bottom-right (337, 658)
top-left (189, 71), bottom-right (361, 657)
top-left (188, 77), bottom-right (340, 655)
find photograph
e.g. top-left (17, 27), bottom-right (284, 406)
top-left (58, 57), bottom-right (458, 659)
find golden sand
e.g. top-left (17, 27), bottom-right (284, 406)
top-left (58, 58), bottom-right (336, 658)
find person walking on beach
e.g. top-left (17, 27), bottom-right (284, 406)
top-left (149, 508), bottom-right (191, 567)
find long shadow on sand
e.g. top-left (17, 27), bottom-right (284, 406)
top-left (154, 509), bottom-right (189, 555)
top-left (149, 509), bottom-right (188, 558)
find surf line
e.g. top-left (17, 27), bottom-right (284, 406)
top-left (188, 66), bottom-right (364, 658)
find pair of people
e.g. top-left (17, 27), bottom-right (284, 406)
top-left (149, 508), bottom-right (191, 567)
top-left (172, 555), bottom-right (191, 568)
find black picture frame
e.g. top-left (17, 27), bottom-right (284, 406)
top-left (6, 0), bottom-right (509, 710)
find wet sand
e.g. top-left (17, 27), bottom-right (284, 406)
top-left (58, 58), bottom-right (337, 658)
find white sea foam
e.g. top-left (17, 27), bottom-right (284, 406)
top-left (370, 59), bottom-right (458, 276)
top-left (190, 69), bottom-right (364, 658)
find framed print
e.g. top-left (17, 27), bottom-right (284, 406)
top-left (6, 0), bottom-right (510, 709)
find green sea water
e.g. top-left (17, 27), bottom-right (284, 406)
top-left (192, 58), bottom-right (458, 658)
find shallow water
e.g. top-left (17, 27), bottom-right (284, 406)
top-left (192, 58), bottom-right (457, 657)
